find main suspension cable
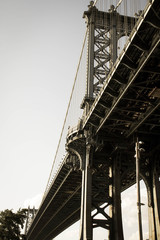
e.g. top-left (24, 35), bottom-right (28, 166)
top-left (115, 0), bottom-right (123, 10)
top-left (93, 0), bottom-right (99, 7)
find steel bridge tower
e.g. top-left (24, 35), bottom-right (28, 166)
top-left (66, 1), bottom-right (160, 240)
top-left (24, 207), bottom-right (38, 235)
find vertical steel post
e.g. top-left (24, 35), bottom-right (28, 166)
top-left (83, 145), bottom-right (92, 240)
top-left (79, 142), bottom-right (93, 240)
top-left (147, 170), bottom-right (156, 240)
top-left (147, 159), bottom-right (160, 240)
top-left (87, 12), bottom-right (94, 99)
top-left (84, 1), bottom-right (95, 100)
top-left (109, 157), bottom-right (124, 240)
top-left (148, 199), bottom-right (156, 240)
top-left (135, 138), bottom-right (143, 240)
top-left (110, 7), bottom-right (118, 67)
top-left (82, 1), bottom-right (95, 115)
top-left (79, 169), bottom-right (86, 240)
top-left (153, 168), bottom-right (160, 238)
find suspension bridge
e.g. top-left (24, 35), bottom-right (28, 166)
top-left (26, 0), bottom-right (160, 239)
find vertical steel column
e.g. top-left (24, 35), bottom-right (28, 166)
top-left (110, 7), bottom-right (118, 67)
top-left (147, 159), bottom-right (160, 240)
top-left (79, 142), bottom-right (93, 240)
top-left (87, 13), bottom-right (94, 99)
top-left (153, 168), bottom-right (160, 238)
top-left (135, 139), bottom-right (143, 240)
top-left (148, 194), bottom-right (156, 240)
top-left (109, 157), bottom-right (124, 240)
top-left (82, 1), bottom-right (95, 115)
top-left (79, 167), bottom-right (86, 240)
top-left (85, 2), bottom-right (95, 100)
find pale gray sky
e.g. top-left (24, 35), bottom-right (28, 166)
top-left (0, 0), bottom-right (149, 239)
top-left (0, 0), bottom-right (87, 211)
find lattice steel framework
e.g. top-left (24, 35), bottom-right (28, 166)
top-left (25, 207), bottom-right (37, 235)
top-left (82, 1), bottom-right (136, 103)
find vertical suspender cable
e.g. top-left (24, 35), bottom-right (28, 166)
top-left (43, 28), bottom-right (88, 197)
top-left (93, 0), bottom-right (99, 7)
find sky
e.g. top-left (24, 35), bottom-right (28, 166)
top-left (0, 0), bottom-right (86, 211)
top-left (0, 0), bottom-right (149, 239)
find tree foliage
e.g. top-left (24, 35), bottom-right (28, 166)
top-left (0, 209), bottom-right (27, 240)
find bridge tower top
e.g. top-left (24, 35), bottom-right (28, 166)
top-left (24, 207), bottom-right (37, 235)
top-left (82, 1), bottom-right (136, 113)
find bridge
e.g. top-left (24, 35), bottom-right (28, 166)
top-left (26, 0), bottom-right (160, 239)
